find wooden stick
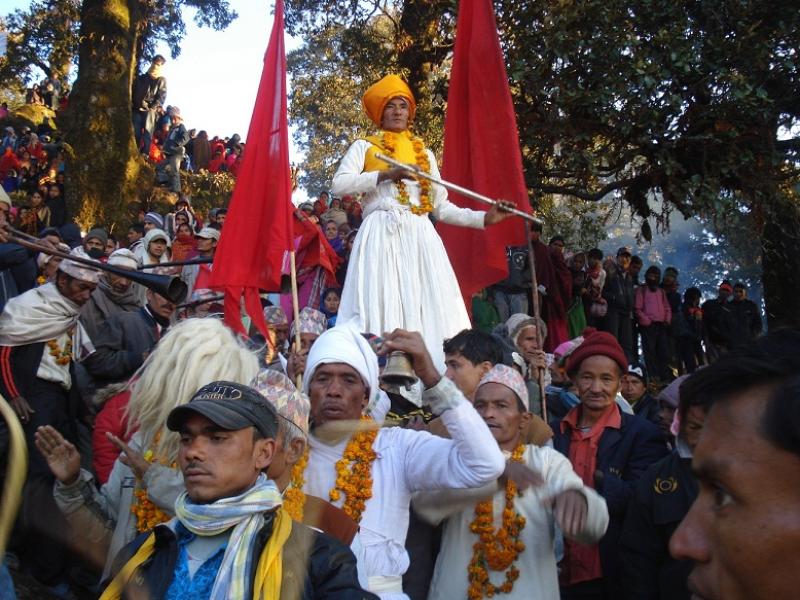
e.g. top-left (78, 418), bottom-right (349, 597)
top-left (375, 152), bottom-right (543, 225)
top-left (526, 223), bottom-right (548, 422)
top-left (289, 249), bottom-right (303, 389)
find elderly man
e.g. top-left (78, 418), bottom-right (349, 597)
top-left (417, 364), bottom-right (609, 600)
top-left (295, 324), bottom-right (505, 599)
top-left (505, 313), bottom-right (549, 417)
top-left (669, 329), bottom-right (800, 600)
top-left (65, 380), bottom-right (373, 598)
top-left (80, 249), bottom-right (143, 342)
top-left (83, 287), bottom-right (176, 386)
top-left (551, 328), bottom-right (668, 600)
top-left (0, 248), bottom-right (99, 593)
top-left (286, 306), bottom-right (327, 381)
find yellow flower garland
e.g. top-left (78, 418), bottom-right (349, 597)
top-left (286, 416), bottom-right (378, 524)
top-left (467, 443), bottom-right (527, 599)
top-left (46, 329), bottom-right (74, 366)
top-left (131, 433), bottom-right (177, 533)
top-left (381, 130), bottom-right (433, 216)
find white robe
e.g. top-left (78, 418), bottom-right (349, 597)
top-left (414, 445), bottom-right (610, 600)
top-left (302, 377), bottom-right (506, 599)
top-left (331, 139), bottom-right (486, 369)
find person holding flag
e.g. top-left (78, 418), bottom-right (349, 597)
top-left (331, 75), bottom-right (512, 367)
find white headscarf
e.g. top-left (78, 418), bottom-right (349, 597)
top-left (302, 322), bottom-right (379, 406)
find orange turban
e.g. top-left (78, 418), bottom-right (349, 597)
top-left (361, 75), bottom-right (417, 128)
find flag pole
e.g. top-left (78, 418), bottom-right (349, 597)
top-left (376, 153), bottom-right (543, 225)
top-left (526, 223), bottom-right (548, 422)
top-left (289, 249), bottom-right (303, 389)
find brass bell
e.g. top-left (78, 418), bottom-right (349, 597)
top-left (380, 351), bottom-right (419, 389)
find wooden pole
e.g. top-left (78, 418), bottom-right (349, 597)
top-left (0, 393), bottom-right (27, 557)
top-left (526, 223), bottom-right (548, 422)
top-left (289, 249), bottom-right (303, 389)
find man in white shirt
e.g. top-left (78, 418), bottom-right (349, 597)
top-left (415, 364), bottom-right (609, 600)
top-left (299, 324), bottom-right (506, 599)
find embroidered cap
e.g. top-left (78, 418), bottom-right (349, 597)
top-left (477, 364), bottom-right (530, 411)
top-left (263, 305), bottom-right (288, 327)
top-left (291, 306), bottom-right (327, 337)
top-left (167, 381), bottom-right (279, 438)
top-left (250, 369), bottom-right (310, 437)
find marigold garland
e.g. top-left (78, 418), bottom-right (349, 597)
top-left (283, 447), bottom-right (310, 522)
top-left (467, 443), bottom-right (527, 599)
top-left (46, 329), bottom-right (74, 366)
top-left (287, 416), bottom-right (378, 523)
top-left (131, 433), bottom-right (177, 533)
top-left (381, 130), bottom-right (433, 216)
top-left (37, 275), bottom-right (47, 286)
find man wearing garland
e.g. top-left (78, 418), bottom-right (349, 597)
top-left (330, 75), bottom-right (511, 369)
top-left (0, 247), bottom-right (99, 593)
top-left (292, 324), bottom-right (506, 599)
top-left (415, 364), bottom-right (608, 599)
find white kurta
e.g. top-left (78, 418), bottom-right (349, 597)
top-left (302, 377), bottom-right (506, 600)
top-left (331, 140), bottom-right (486, 369)
top-left (414, 445), bottom-right (609, 600)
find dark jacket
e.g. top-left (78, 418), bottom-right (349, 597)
top-left (701, 298), bottom-right (733, 346)
top-left (0, 242), bottom-right (37, 312)
top-left (491, 245), bottom-right (531, 293)
top-left (0, 342), bottom-right (48, 400)
top-left (603, 268), bottom-right (635, 315)
top-left (133, 73), bottom-right (167, 112)
top-left (105, 513), bottom-right (377, 600)
top-left (619, 452), bottom-right (698, 600)
top-left (632, 393), bottom-right (661, 428)
top-left (551, 407), bottom-right (668, 588)
top-left (729, 298), bottom-right (762, 342)
top-left (163, 123), bottom-right (191, 156)
top-left (82, 307), bottom-right (160, 385)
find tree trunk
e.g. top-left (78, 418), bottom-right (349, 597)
top-left (62, 0), bottom-right (153, 231)
top-left (760, 192), bottom-right (800, 328)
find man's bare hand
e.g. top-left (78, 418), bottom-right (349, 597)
top-left (501, 460), bottom-right (544, 492)
top-left (381, 329), bottom-right (440, 388)
top-left (287, 348), bottom-right (308, 382)
top-left (35, 425), bottom-right (81, 485)
top-left (106, 432), bottom-right (150, 479)
top-left (484, 201), bottom-right (515, 226)
top-left (524, 349), bottom-right (547, 371)
top-left (10, 395), bottom-right (35, 423)
top-left (550, 489), bottom-right (588, 538)
top-left (377, 166), bottom-right (411, 184)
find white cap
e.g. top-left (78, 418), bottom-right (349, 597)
top-left (107, 248), bottom-right (138, 270)
top-left (195, 227), bottom-right (220, 241)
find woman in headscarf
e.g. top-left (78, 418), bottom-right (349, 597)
top-left (331, 75), bottom-right (510, 367)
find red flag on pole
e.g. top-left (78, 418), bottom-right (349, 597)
top-left (208, 0), bottom-right (294, 338)
top-left (437, 0), bottom-right (530, 313)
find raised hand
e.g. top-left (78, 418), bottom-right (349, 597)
top-left (381, 329), bottom-right (440, 388)
top-left (35, 425), bottom-right (81, 485)
top-left (106, 432), bottom-right (151, 480)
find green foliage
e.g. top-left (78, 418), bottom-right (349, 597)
top-left (181, 169), bottom-right (235, 212)
top-left (0, 0), bottom-right (81, 85)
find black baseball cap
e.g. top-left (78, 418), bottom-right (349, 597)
top-left (167, 381), bottom-right (279, 438)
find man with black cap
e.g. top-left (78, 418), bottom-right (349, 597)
top-left (98, 380), bottom-right (374, 599)
top-left (155, 106), bottom-right (190, 193)
top-left (601, 247), bottom-right (636, 362)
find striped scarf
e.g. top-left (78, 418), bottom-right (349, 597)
top-left (174, 474), bottom-right (283, 600)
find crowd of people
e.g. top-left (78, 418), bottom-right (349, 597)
top-left (480, 230), bottom-right (763, 387)
top-left (0, 67), bottom-right (795, 600)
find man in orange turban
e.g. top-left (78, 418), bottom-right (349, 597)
top-left (361, 74), bottom-right (417, 127)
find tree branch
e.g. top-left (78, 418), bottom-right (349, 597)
top-left (535, 177), bottom-right (643, 202)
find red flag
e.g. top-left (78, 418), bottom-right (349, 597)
top-left (437, 0), bottom-right (530, 313)
top-left (209, 0), bottom-right (294, 338)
